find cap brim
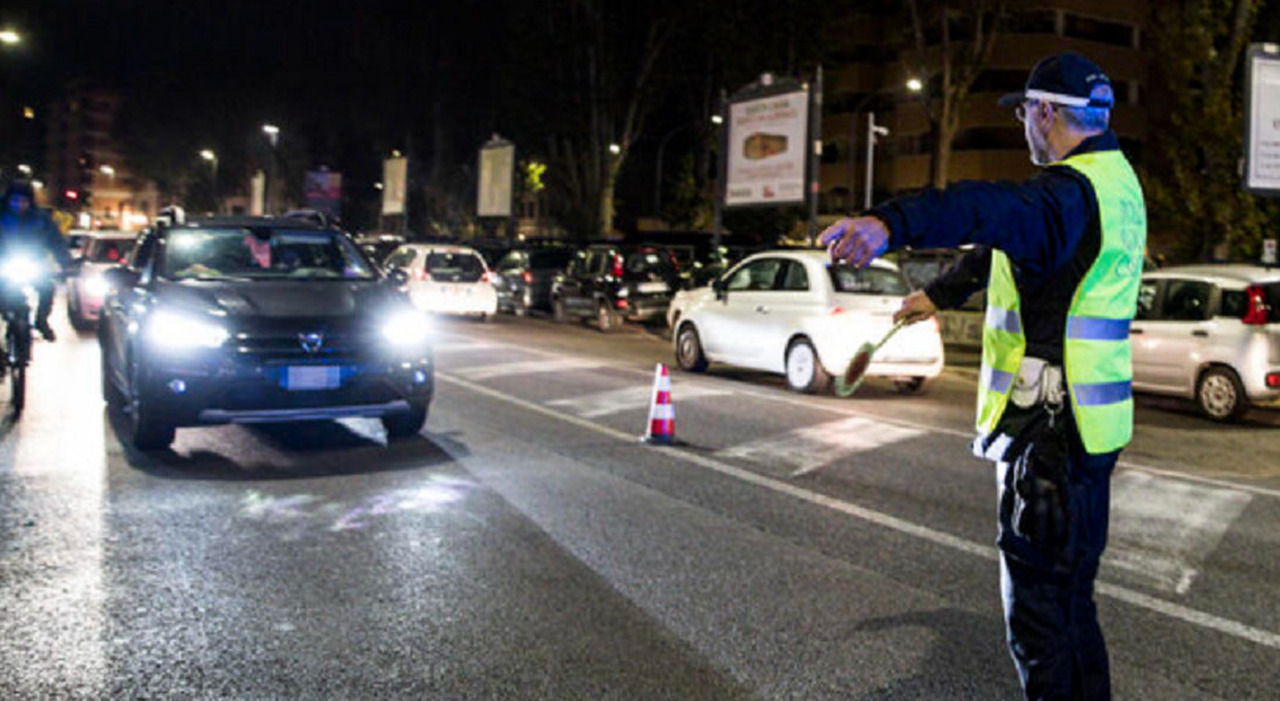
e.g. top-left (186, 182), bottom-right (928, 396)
top-left (997, 92), bottom-right (1025, 107)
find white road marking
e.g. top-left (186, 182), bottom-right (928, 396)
top-left (453, 358), bottom-right (604, 381)
top-left (436, 331), bottom-right (1280, 500)
top-left (432, 340), bottom-right (496, 354)
top-left (546, 384), bottom-right (731, 418)
top-left (437, 371), bottom-right (1280, 651)
top-left (713, 417), bottom-right (925, 477)
top-left (1107, 472), bottom-right (1252, 595)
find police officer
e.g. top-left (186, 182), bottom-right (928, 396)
top-left (822, 51), bottom-right (1144, 701)
top-left (0, 180), bottom-right (74, 341)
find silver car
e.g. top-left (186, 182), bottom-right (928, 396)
top-left (1131, 264), bottom-right (1280, 420)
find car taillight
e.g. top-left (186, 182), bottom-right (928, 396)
top-left (616, 298), bottom-right (630, 310)
top-left (1243, 285), bottom-right (1269, 325)
top-left (830, 306), bottom-right (847, 316)
top-left (1267, 372), bottom-right (1280, 389)
top-left (522, 271), bottom-right (533, 285)
top-left (416, 269), bottom-right (431, 281)
top-left (481, 271), bottom-right (492, 284)
top-left (611, 253), bottom-right (624, 278)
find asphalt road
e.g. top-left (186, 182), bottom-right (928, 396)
top-left (2, 306), bottom-right (1279, 699)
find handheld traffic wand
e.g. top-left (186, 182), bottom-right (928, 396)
top-left (833, 318), bottom-right (908, 398)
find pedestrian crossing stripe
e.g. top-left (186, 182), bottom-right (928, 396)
top-left (453, 358), bottom-right (605, 381)
top-left (715, 416), bottom-right (926, 477)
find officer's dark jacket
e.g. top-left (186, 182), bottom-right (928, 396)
top-left (870, 131), bottom-right (1124, 363)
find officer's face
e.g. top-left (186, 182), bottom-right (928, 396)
top-left (1019, 100), bottom-right (1055, 166)
top-left (8, 194), bottom-right (31, 215)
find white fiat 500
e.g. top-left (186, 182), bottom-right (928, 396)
top-left (384, 244), bottom-right (499, 319)
top-left (670, 250), bottom-right (944, 394)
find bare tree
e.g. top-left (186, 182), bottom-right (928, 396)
top-left (905, 0), bottom-right (1014, 189)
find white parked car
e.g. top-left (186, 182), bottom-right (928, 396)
top-left (1131, 264), bottom-right (1280, 420)
top-left (383, 244), bottom-right (499, 319)
top-left (670, 250), bottom-right (945, 394)
top-left (67, 231), bottom-right (137, 330)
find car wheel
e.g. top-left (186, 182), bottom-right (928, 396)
top-left (552, 297), bottom-right (568, 323)
top-left (893, 377), bottom-right (930, 395)
top-left (596, 302), bottom-right (618, 332)
top-left (1197, 366), bottom-right (1248, 422)
top-left (128, 366), bottom-right (175, 450)
top-left (785, 338), bottom-right (831, 394)
top-left (101, 348), bottom-right (123, 409)
top-left (383, 401), bottom-right (429, 439)
top-left (675, 323), bottom-right (708, 373)
top-left (67, 294), bottom-right (89, 331)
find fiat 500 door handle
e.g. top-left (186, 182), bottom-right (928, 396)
top-left (1191, 330), bottom-right (1209, 337)
top-left (1129, 327), bottom-right (1144, 335)
top-left (755, 305), bottom-right (769, 314)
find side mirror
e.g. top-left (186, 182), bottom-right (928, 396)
top-left (712, 278), bottom-right (727, 301)
top-left (102, 266), bottom-right (139, 292)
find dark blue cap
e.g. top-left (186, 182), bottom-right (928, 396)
top-left (998, 51), bottom-right (1115, 109)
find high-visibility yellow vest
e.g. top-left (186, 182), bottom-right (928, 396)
top-left (976, 149), bottom-right (1146, 454)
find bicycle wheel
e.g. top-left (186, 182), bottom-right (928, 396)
top-left (9, 364), bottom-right (24, 416)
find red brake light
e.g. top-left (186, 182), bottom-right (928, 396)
top-left (481, 271), bottom-right (492, 284)
top-left (830, 306), bottom-right (847, 316)
top-left (616, 298), bottom-right (630, 310)
top-left (1243, 285), bottom-right (1269, 325)
top-left (1267, 372), bottom-right (1280, 389)
top-left (522, 271), bottom-right (533, 285)
top-left (416, 269), bottom-right (431, 281)
top-left (611, 253), bottom-right (624, 278)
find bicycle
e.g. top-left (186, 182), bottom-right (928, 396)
top-left (0, 255), bottom-right (43, 417)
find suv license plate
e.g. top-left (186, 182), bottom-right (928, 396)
top-left (637, 282), bottom-right (669, 293)
top-left (285, 366), bottom-right (341, 391)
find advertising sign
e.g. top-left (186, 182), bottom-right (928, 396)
top-left (724, 87), bottom-right (809, 206)
top-left (382, 157), bottom-right (408, 215)
top-left (1264, 238), bottom-right (1277, 265)
top-left (1244, 44), bottom-right (1280, 195)
top-left (304, 170), bottom-right (342, 219)
top-left (478, 138), bottom-right (515, 217)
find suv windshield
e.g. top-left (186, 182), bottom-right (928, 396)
top-left (828, 265), bottom-right (910, 296)
top-left (159, 228), bottom-right (376, 281)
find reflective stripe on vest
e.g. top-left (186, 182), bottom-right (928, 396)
top-left (975, 148), bottom-right (1146, 454)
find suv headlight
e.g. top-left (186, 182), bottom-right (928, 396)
top-left (382, 310), bottom-right (432, 347)
top-left (145, 310), bottom-right (229, 350)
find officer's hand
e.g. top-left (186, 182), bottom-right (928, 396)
top-left (819, 216), bottom-right (889, 268)
top-left (894, 290), bottom-right (937, 325)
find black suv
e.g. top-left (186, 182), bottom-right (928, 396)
top-left (550, 243), bottom-right (682, 331)
top-left (491, 245), bottom-right (575, 316)
top-left (98, 217), bottom-right (433, 450)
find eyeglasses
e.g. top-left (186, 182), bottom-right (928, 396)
top-left (1015, 100), bottom-right (1057, 124)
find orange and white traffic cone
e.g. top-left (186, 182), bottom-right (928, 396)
top-left (641, 363), bottom-right (676, 444)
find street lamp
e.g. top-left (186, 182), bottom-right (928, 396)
top-left (0, 29), bottom-right (21, 46)
top-left (17, 164), bottom-right (31, 176)
top-left (847, 77), bottom-right (924, 212)
top-left (608, 143), bottom-right (621, 155)
top-left (261, 125), bottom-right (280, 213)
top-left (99, 164), bottom-right (115, 177)
top-left (200, 149), bottom-right (219, 212)
top-left (711, 114), bottom-right (724, 125)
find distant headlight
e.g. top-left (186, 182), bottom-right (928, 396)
top-left (382, 310), bottom-right (432, 347)
top-left (145, 310), bottom-right (229, 350)
top-left (1, 257), bottom-right (41, 286)
top-left (83, 276), bottom-right (110, 297)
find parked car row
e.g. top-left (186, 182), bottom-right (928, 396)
top-left (66, 222), bottom-right (1280, 432)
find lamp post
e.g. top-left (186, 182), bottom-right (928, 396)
top-left (0, 29), bottom-right (21, 46)
top-left (262, 124), bottom-right (280, 213)
top-left (200, 149), bottom-right (219, 213)
top-left (846, 78), bottom-right (923, 213)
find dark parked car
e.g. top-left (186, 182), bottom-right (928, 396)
top-left (491, 246), bottom-right (575, 316)
top-left (98, 217), bottom-right (434, 450)
top-left (550, 243), bottom-right (682, 331)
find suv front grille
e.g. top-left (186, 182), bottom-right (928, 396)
top-left (232, 332), bottom-right (365, 363)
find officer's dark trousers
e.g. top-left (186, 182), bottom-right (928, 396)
top-left (996, 429), bottom-right (1119, 701)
